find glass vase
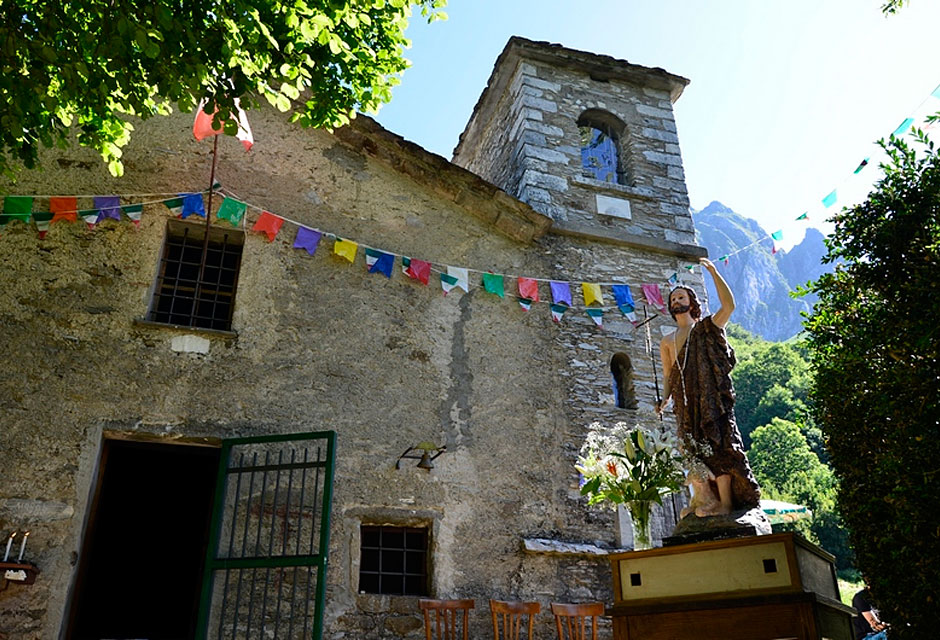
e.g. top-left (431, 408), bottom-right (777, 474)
top-left (628, 500), bottom-right (654, 550)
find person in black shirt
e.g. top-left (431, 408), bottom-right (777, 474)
top-left (852, 586), bottom-right (888, 640)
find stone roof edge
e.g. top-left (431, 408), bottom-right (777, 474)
top-left (453, 36), bottom-right (690, 163)
top-left (333, 114), bottom-right (552, 244)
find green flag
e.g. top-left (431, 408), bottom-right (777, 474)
top-left (482, 272), bottom-right (505, 298)
top-left (771, 230), bottom-right (783, 241)
top-left (796, 212), bottom-right (808, 221)
top-left (1, 196), bottom-right (34, 227)
top-left (216, 197), bottom-right (247, 226)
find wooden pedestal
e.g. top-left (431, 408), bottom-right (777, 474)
top-left (607, 533), bottom-right (854, 640)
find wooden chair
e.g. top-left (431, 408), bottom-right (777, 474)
top-left (490, 599), bottom-right (541, 640)
top-left (419, 598), bottom-right (475, 640)
top-left (550, 602), bottom-right (604, 640)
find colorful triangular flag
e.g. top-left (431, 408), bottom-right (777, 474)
top-left (122, 204), bottom-right (143, 227)
top-left (163, 197), bottom-right (184, 215)
top-left (180, 193), bottom-right (206, 219)
top-left (720, 254), bottom-right (730, 265)
top-left (550, 281), bottom-right (572, 307)
top-left (582, 282), bottom-right (603, 306)
top-left (447, 267), bottom-right (469, 293)
top-left (796, 212), bottom-right (808, 221)
top-left (550, 303), bottom-right (568, 323)
top-left (1, 196), bottom-right (34, 227)
top-left (365, 248), bottom-right (394, 278)
top-left (441, 272), bottom-right (460, 295)
top-left (892, 117), bottom-right (914, 137)
top-left (216, 197), bottom-right (247, 226)
top-left (94, 196), bottom-right (121, 222)
top-left (586, 308), bottom-right (604, 328)
top-left (822, 190), bottom-right (837, 208)
top-left (50, 197), bottom-right (78, 224)
top-left (80, 208), bottom-right (100, 229)
top-left (33, 211), bottom-right (53, 239)
top-left (293, 227), bottom-right (321, 255)
top-left (482, 272), bottom-right (505, 298)
top-left (667, 273), bottom-right (678, 286)
top-left (854, 158), bottom-right (869, 174)
top-left (517, 298), bottom-right (533, 312)
top-left (771, 230), bottom-right (783, 241)
top-left (333, 237), bottom-right (358, 262)
top-left (403, 257), bottom-right (431, 285)
top-left (517, 277), bottom-right (539, 302)
top-left (252, 211), bottom-right (284, 241)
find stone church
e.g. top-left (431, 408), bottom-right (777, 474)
top-left (0, 37), bottom-right (705, 639)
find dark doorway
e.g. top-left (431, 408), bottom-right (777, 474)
top-left (67, 439), bottom-right (221, 640)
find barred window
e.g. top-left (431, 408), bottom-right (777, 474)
top-left (147, 220), bottom-right (244, 331)
top-left (359, 525), bottom-right (429, 596)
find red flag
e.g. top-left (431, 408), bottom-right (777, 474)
top-left (252, 211), bottom-right (283, 241)
top-left (405, 258), bottom-right (431, 285)
top-left (517, 277), bottom-right (539, 302)
top-left (193, 99), bottom-right (254, 151)
top-left (49, 197), bottom-right (78, 224)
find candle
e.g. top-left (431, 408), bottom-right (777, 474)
top-left (3, 532), bottom-right (15, 562)
top-left (17, 531), bottom-right (29, 563)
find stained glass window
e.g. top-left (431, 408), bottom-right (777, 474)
top-left (580, 125), bottom-right (620, 183)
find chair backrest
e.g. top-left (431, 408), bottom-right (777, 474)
top-left (419, 598), bottom-right (475, 640)
top-left (550, 602), bottom-right (604, 640)
top-left (490, 599), bottom-right (541, 640)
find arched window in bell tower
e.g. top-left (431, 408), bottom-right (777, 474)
top-left (610, 353), bottom-right (638, 410)
top-left (578, 110), bottom-right (629, 185)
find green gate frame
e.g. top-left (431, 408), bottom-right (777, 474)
top-left (195, 431), bottom-right (336, 640)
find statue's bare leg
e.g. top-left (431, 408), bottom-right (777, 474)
top-left (685, 468), bottom-right (721, 518)
top-left (697, 474), bottom-right (733, 516)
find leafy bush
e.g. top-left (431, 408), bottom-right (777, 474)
top-left (804, 131), bottom-right (940, 638)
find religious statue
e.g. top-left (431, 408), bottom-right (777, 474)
top-left (657, 258), bottom-right (761, 517)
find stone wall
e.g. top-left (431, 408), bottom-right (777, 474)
top-left (455, 39), bottom-right (695, 249)
top-left (0, 106), bottom-right (627, 639)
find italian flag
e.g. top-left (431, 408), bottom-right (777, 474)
top-left (586, 308), bottom-right (604, 328)
top-left (550, 303), bottom-right (568, 323)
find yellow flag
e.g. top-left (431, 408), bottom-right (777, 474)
top-left (334, 238), bottom-right (358, 263)
top-left (582, 282), bottom-right (604, 306)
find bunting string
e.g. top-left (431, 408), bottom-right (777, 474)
top-left (698, 79), bottom-right (940, 268)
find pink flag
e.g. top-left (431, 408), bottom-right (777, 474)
top-left (193, 99), bottom-right (254, 151)
top-left (642, 283), bottom-right (666, 312)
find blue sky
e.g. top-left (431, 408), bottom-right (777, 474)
top-left (374, 0), bottom-right (940, 250)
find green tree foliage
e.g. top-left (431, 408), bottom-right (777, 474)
top-left (749, 419), bottom-right (852, 570)
top-left (804, 131), bottom-right (940, 638)
top-left (0, 0), bottom-right (446, 177)
top-left (727, 326), bottom-right (812, 448)
top-left (882, 0), bottom-right (909, 14)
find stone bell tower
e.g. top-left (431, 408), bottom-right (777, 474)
top-left (453, 36), bottom-right (698, 257)
top-left (454, 37), bottom-right (707, 548)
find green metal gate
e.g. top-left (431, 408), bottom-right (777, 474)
top-left (196, 431), bottom-right (336, 640)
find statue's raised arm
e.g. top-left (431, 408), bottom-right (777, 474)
top-left (701, 257), bottom-right (735, 329)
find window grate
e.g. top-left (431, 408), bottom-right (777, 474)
top-left (148, 221), bottom-right (243, 331)
top-left (359, 526), bottom-right (428, 596)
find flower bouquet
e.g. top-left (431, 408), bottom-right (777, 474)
top-left (576, 421), bottom-right (685, 549)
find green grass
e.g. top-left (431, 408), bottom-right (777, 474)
top-left (838, 576), bottom-right (863, 607)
